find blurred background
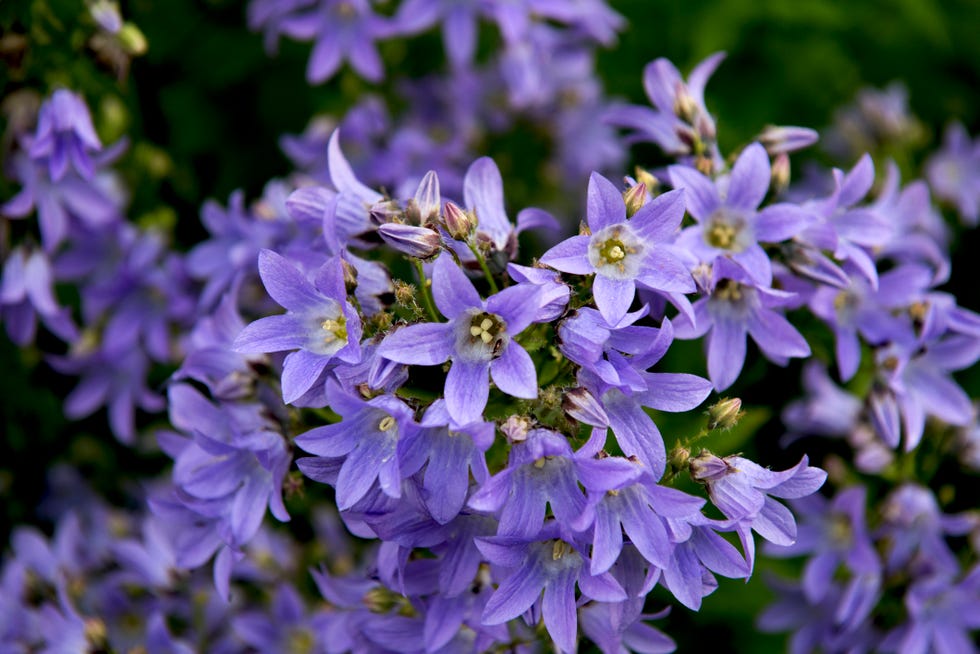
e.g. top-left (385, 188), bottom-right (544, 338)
top-left (2, 1), bottom-right (979, 651)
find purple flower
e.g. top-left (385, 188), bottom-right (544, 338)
top-left (782, 362), bottom-right (862, 438)
top-left (540, 172), bottom-right (693, 324)
top-left (28, 89), bottom-right (102, 181)
top-left (690, 452), bottom-right (827, 567)
top-left (467, 427), bottom-right (639, 538)
top-left (673, 261), bottom-right (811, 391)
top-left (377, 253), bottom-right (543, 424)
top-left (670, 142), bottom-right (813, 286)
top-left (398, 400), bottom-right (494, 524)
top-left (234, 249), bottom-right (362, 403)
top-left (0, 246), bottom-right (77, 345)
top-left (881, 567), bottom-right (980, 654)
top-left (276, 0), bottom-right (392, 83)
top-left (605, 52), bottom-right (725, 157)
top-left (478, 523), bottom-right (627, 653)
top-left (295, 385), bottom-right (420, 510)
top-left (926, 121), bottom-right (980, 225)
top-left (767, 486), bottom-right (882, 628)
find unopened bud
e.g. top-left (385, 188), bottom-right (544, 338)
top-left (689, 451), bottom-right (732, 482)
top-left (84, 618), bottom-right (108, 648)
top-left (706, 397), bottom-right (743, 431)
top-left (668, 444), bottom-right (691, 471)
top-left (634, 167), bottom-right (660, 193)
top-left (673, 85), bottom-right (698, 123)
top-left (562, 387), bottom-right (609, 427)
top-left (758, 125), bottom-right (819, 156)
top-left (377, 223), bottom-right (442, 259)
top-left (117, 22), bottom-right (148, 56)
top-left (501, 415), bottom-right (532, 442)
top-left (623, 182), bottom-right (647, 218)
top-left (770, 153), bottom-right (790, 195)
top-left (369, 199), bottom-right (401, 226)
top-left (393, 280), bottom-right (414, 305)
top-left (413, 170), bottom-right (441, 225)
top-left (695, 155), bottom-right (713, 176)
top-left (90, 0), bottom-right (122, 33)
top-left (341, 259), bottom-right (358, 293)
top-left (443, 201), bottom-right (475, 240)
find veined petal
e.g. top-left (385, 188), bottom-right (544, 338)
top-left (707, 319), bottom-right (746, 391)
top-left (257, 249), bottom-right (323, 312)
top-left (637, 372), bottom-right (712, 412)
top-left (233, 314), bottom-right (307, 353)
top-left (630, 188), bottom-right (686, 243)
top-left (377, 322), bottom-right (453, 365)
top-left (540, 235), bottom-right (592, 275)
top-left (482, 559), bottom-right (544, 624)
top-left (433, 254), bottom-right (481, 318)
top-left (542, 567), bottom-right (578, 653)
top-left (445, 360), bottom-right (490, 425)
top-left (727, 143), bottom-right (770, 211)
top-left (668, 165), bottom-right (719, 221)
top-left (748, 309), bottom-right (811, 361)
top-left (490, 343), bottom-right (537, 399)
top-left (587, 172), bottom-right (626, 231)
top-left (593, 275), bottom-right (635, 325)
top-left (281, 350), bottom-right (329, 404)
top-left (464, 157), bottom-right (510, 246)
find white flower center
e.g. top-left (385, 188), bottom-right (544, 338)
top-left (704, 209), bottom-right (751, 252)
top-left (588, 224), bottom-right (644, 280)
top-left (455, 309), bottom-right (507, 362)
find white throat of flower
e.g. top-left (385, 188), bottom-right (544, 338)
top-left (455, 309), bottom-right (508, 362)
top-left (308, 300), bottom-right (347, 356)
top-left (588, 224), bottom-right (644, 280)
top-left (704, 208), bottom-right (752, 252)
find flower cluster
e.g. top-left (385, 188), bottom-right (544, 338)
top-left (2, 3), bottom-right (979, 653)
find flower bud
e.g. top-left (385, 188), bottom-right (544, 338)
top-left (623, 182), bottom-right (647, 218)
top-left (501, 415), bottom-right (532, 442)
top-left (758, 125), bottom-right (819, 156)
top-left (90, 1), bottom-right (123, 33)
top-left (689, 451), bottom-right (732, 483)
top-left (118, 23), bottom-right (148, 56)
top-left (771, 152), bottom-right (791, 195)
top-left (412, 170), bottom-right (441, 225)
top-left (562, 387), bottom-right (609, 427)
top-left (634, 167), bottom-right (660, 193)
top-left (369, 199), bottom-right (401, 226)
top-left (377, 223), bottom-right (442, 259)
top-left (443, 201), bottom-right (475, 240)
top-left (705, 397), bottom-right (743, 431)
top-left (341, 259), bottom-right (358, 293)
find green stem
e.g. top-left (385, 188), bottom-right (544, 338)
top-left (467, 242), bottom-right (499, 294)
top-left (414, 259), bottom-right (441, 322)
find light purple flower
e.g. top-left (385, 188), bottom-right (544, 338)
top-left (673, 261), bottom-right (811, 391)
top-left (377, 253), bottom-right (543, 424)
top-left (670, 142), bottom-right (813, 286)
top-left (234, 249), bottom-right (362, 403)
top-left (926, 121), bottom-right (980, 226)
top-left (541, 172), bottom-right (693, 324)
top-left (28, 89), bottom-right (102, 181)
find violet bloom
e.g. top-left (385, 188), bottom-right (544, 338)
top-left (467, 427), bottom-right (639, 538)
top-left (881, 567), bottom-right (980, 654)
top-left (670, 142), bottom-right (813, 286)
top-left (540, 172), bottom-right (693, 324)
top-left (398, 400), bottom-right (494, 524)
top-left (233, 249), bottom-right (362, 404)
top-left (690, 452), bottom-right (827, 567)
top-left (478, 523), bottom-right (627, 653)
top-left (377, 253), bottom-right (544, 425)
top-left (28, 89), bottom-right (102, 181)
top-left (673, 261), bottom-right (811, 391)
top-left (276, 0), bottom-right (391, 83)
top-left (926, 121), bottom-right (980, 226)
top-left (0, 246), bottom-right (77, 345)
top-left (295, 384), bottom-right (420, 510)
top-left (870, 336), bottom-right (978, 450)
top-left (809, 262), bottom-right (929, 381)
top-left (392, 0), bottom-right (484, 68)
top-left (782, 362), bottom-right (862, 439)
top-left (605, 52), bottom-right (725, 157)
top-left (767, 486), bottom-right (882, 629)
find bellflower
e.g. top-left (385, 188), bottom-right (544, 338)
top-left (295, 383), bottom-right (421, 510)
top-left (670, 142), bottom-right (813, 286)
top-left (467, 427), bottom-right (639, 538)
top-left (925, 121), bottom-right (980, 225)
top-left (233, 249), bottom-right (362, 403)
top-left (0, 246), bottom-right (77, 345)
top-left (540, 172), bottom-right (693, 324)
top-left (28, 89), bottom-right (102, 181)
top-left (377, 253), bottom-right (545, 424)
top-left (478, 523), bottom-right (627, 653)
top-left (690, 452), bottom-right (827, 567)
top-left (673, 261), bottom-right (811, 391)
top-left (880, 567), bottom-right (980, 654)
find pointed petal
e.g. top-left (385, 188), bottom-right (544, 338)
top-left (727, 143), bottom-right (770, 211)
top-left (587, 172), bottom-right (626, 231)
top-left (491, 343), bottom-right (537, 399)
top-left (707, 320), bottom-right (747, 391)
top-left (540, 235), bottom-right (592, 275)
top-left (432, 254), bottom-right (481, 318)
top-left (445, 360), bottom-right (490, 425)
top-left (377, 322), bottom-right (453, 365)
